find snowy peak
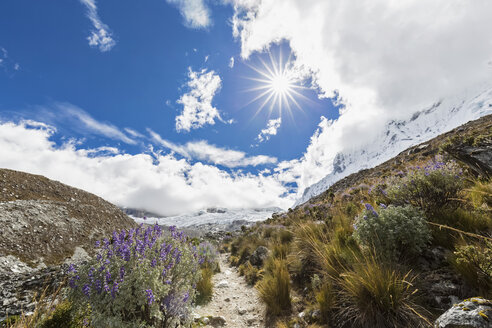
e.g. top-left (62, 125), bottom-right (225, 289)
top-left (295, 86), bottom-right (492, 206)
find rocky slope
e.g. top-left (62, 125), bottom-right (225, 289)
top-left (296, 86), bottom-right (492, 206)
top-left (0, 169), bottom-right (137, 319)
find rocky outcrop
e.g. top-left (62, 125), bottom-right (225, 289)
top-left (445, 137), bottom-right (492, 178)
top-left (434, 297), bottom-right (492, 328)
top-left (249, 246), bottom-right (270, 267)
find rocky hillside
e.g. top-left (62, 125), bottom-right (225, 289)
top-left (0, 168), bottom-right (137, 266)
top-left (303, 113), bottom-right (492, 206)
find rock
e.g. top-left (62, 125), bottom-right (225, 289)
top-left (238, 307), bottom-right (247, 315)
top-left (249, 246), bottom-right (270, 267)
top-left (209, 316), bottom-right (226, 327)
top-left (298, 311), bottom-right (306, 318)
top-left (434, 297), bottom-right (492, 328)
top-left (217, 280), bottom-right (229, 288)
top-left (311, 309), bottom-right (321, 320)
top-left (224, 297), bottom-right (230, 302)
top-left (247, 318), bottom-right (256, 326)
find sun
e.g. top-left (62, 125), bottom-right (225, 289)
top-left (244, 48), bottom-right (308, 119)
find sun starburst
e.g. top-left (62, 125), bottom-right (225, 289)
top-left (244, 49), bottom-right (309, 120)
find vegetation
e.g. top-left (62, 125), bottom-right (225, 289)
top-left (225, 156), bottom-right (492, 327)
top-left (386, 158), bottom-right (463, 216)
top-left (453, 241), bottom-right (492, 297)
top-left (336, 255), bottom-right (428, 328)
top-left (256, 258), bottom-right (291, 316)
top-left (353, 204), bottom-right (431, 261)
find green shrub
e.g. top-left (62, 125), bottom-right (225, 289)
top-left (387, 158), bottom-right (463, 216)
top-left (68, 225), bottom-right (200, 328)
top-left (336, 255), bottom-right (429, 328)
top-left (256, 258), bottom-right (291, 315)
top-left (195, 267), bottom-right (214, 305)
top-left (454, 241), bottom-right (492, 297)
top-left (196, 241), bottom-right (220, 272)
top-left (354, 205), bottom-right (431, 262)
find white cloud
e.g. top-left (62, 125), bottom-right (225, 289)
top-left (0, 121), bottom-right (292, 216)
top-left (257, 117), bottom-right (281, 143)
top-left (229, 0), bottom-right (492, 194)
top-left (149, 129), bottom-right (277, 167)
top-left (124, 128), bottom-right (145, 139)
top-left (51, 103), bottom-right (136, 144)
top-left (175, 67), bottom-right (225, 132)
top-left (229, 56), bottom-right (235, 68)
top-left (79, 0), bottom-right (116, 52)
top-left (166, 0), bottom-right (211, 29)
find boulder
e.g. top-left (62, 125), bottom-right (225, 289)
top-left (434, 297), bottom-right (492, 328)
top-left (249, 246), bottom-right (270, 267)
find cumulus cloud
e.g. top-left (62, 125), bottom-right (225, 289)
top-left (229, 56), bottom-right (235, 68)
top-left (79, 0), bottom-right (116, 52)
top-left (149, 129), bottom-right (277, 167)
top-left (257, 117), bottom-right (281, 143)
top-left (166, 0), bottom-right (211, 29)
top-left (175, 67), bottom-right (225, 132)
top-left (229, 0), bottom-right (492, 193)
top-left (0, 121), bottom-right (292, 216)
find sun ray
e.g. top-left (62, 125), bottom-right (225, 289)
top-left (243, 48), bottom-right (313, 120)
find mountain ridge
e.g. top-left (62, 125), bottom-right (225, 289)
top-left (295, 86), bottom-right (492, 206)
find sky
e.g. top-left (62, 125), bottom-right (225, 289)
top-left (1, 0), bottom-right (492, 216)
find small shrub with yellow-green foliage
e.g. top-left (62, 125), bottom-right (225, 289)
top-left (256, 258), bottom-right (291, 316)
top-left (453, 241), bottom-right (492, 297)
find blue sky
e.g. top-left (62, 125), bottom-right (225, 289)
top-left (1, 0), bottom-right (491, 216)
top-left (0, 0), bottom-right (336, 166)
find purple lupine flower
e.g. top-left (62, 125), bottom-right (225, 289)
top-left (379, 203), bottom-right (387, 209)
top-left (145, 289), bottom-right (155, 305)
top-left (82, 284), bottom-right (90, 297)
top-left (111, 282), bottom-right (119, 298)
top-left (68, 263), bottom-right (77, 274)
top-left (183, 291), bottom-right (189, 303)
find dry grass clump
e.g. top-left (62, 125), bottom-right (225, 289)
top-left (335, 254), bottom-right (429, 328)
top-left (256, 258), bottom-right (291, 316)
top-left (196, 267), bottom-right (214, 305)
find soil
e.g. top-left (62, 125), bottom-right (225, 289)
top-left (194, 254), bottom-right (265, 327)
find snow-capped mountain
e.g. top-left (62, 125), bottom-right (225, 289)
top-left (295, 86), bottom-right (492, 206)
top-left (130, 207), bottom-right (283, 228)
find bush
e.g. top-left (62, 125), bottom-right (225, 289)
top-left (353, 205), bottom-right (431, 262)
top-left (68, 224), bottom-right (200, 328)
top-left (256, 258), bottom-right (291, 316)
top-left (387, 158), bottom-right (463, 216)
top-left (336, 255), bottom-right (429, 328)
top-left (196, 241), bottom-right (220, 272)
top-left (454, 241), bottom-right (492, 297)
top-left (195, 267), bottom-right (214, 305)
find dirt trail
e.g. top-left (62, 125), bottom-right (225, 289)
top-left (194, 254), bottom-right (265, 327)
